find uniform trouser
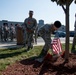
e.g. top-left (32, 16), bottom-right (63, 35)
top-left (71, 31), bottom-right (76, 51)
top-left (23, 30), bottom-right (26, 45)
top-left (4, 32), bottom-right (9, 41)
top-left (0, 33), bottom-right (3, 41)
top-left (39, 33), bottom-right (52, 57)
top-left (25, 31), bottom-right (33, 48)
top-left (10, 32), bottom-right (14, 41)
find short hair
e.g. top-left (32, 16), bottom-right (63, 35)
top-left (54, 21), bottom-right (61, 28)
top-left (29, 10), bottom-right (33, 14)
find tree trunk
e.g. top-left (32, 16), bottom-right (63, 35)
top-left (65, 3), bottom-right (70, 61)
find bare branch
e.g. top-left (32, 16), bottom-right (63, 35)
top-left (62, 5), bottom-right (66, 13)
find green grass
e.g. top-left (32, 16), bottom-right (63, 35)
top-left (0, 46), bottom-right (43, 72)
top-left (0, 44), bottom-right (73, 72)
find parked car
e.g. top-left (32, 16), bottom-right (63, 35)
top-left (70, 31), bottom-right (75, 37)
top-left (54, 31), bottom-right (75, 37)
top-left (54, 31), bottom-right (66, 38)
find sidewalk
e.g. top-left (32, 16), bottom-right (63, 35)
top-left (0, 41), bottom-right (44, 49)
top-left (0, 37), bottom-right (73, 49)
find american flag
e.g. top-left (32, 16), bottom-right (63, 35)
top-left (52, 38), bottom-right (62, 55)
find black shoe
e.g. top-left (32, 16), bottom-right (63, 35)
top-left (23, 44), bottom-right (26, 47)
top-left (35, 57), bottom-right (44, 63)
top-left (25, 46), bottom-right (30, 52)
top-left (31, 45), bottom-right (33, 49)
top-left (27, 46), bottom-right (30, 50)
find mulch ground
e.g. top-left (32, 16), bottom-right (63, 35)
top-left (1, 53), bottom-right (76, 75)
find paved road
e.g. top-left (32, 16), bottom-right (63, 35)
top-left (0, 37), bottom-right (73, 49)
top-left (37, 37), bottom-right (73, 44)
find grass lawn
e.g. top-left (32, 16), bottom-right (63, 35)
top-left (0, 44), bottom-right (72, 73)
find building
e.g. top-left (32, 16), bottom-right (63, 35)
top-left (38, 19), bottom-right (44, 29)
top-left (0, 20), bottom-right (23, 27)
top-left (0, 20), bottom-right (66, 31)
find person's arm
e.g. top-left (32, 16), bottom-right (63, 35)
top-left (31, 19), bottom-right (37, 31)
top-left (34, 19), bottom-right (38, 44)
top-left (23, 19), bottom-right (29, 30)
top-left (34, 26), bottom-right (38, 44)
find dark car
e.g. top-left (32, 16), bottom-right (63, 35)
top-left (70, 31), bottom-right (75, 37)
top-left (55, 31), bottom-right (66, 37)
top-left (54, 31), bottom-right (75, 37)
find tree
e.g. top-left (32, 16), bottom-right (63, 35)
top-left (51, 0), bottom-right (76, 61)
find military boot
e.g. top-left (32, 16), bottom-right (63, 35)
top-left (35, 49), bottom-right (48, 63)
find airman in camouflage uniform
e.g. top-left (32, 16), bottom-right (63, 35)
top-left (71, 13), bottom-right (76, 53)
top-left (3, 24), bottom-right (9, 42)
top-left (36, 21), bottom-right (61, 62)
top-left (10, 24), bottom-right (15, 41)
top-left (23, 10), bottom-right (37, 50)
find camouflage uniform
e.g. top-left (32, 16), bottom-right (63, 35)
top-left (71, 14), bottom-right (76, 52)
top-left (3, 24), bottom-right (9, 41)
top-left (24, 17), bottom-right (37, 49)
top-left (0, 26), bottom-right (3, 41)
top-left (10, 24), bottom-right (15, 41)
top-left (38, 24), bottom-right (54, 57)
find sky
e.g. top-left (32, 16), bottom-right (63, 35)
top-left (0, 0), bottom-right (76, 30)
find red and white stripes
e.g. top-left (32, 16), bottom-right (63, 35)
top-left (52, 38), bottom-right (62, 55)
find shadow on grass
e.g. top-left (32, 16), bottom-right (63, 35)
top-left (0, 45), bottom-right (23, 52)
top-left (0, 47), bottom-right (27, 59)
